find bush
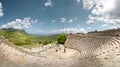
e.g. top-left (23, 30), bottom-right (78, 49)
top-left (39, 41), bottom-right (42, 44)
top-left (57, 34), bottom-right (67, 44)
top-left (42, 40), bottom-right (52, 45)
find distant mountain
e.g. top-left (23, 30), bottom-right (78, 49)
top-left (2, 28), bottom-right (25, 32)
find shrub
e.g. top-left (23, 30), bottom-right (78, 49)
top-left (39, 41), bottom-right (42, 44)
top-left (57, 34), bottom-right (67, 44)
top-left (42, 40), bottom-right (52, 45)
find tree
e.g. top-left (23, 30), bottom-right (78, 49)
top-left (57, 34), bottom-right (67, 44)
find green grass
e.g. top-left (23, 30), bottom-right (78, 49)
top-left (0, 28), bottom-right (63, 48)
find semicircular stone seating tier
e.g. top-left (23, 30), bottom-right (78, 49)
top-left (65, 36), bottom-right (120, 58)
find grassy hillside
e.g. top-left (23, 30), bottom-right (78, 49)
top-left (0, 28), bottom-right (60, 48)
top-left (0, 28), bottom-right (35, 45)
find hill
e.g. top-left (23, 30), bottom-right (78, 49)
top-left (0, 28), bottom-right (60, 48)
top-left (0, 28), bottom-right (35, 46)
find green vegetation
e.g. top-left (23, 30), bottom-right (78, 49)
top-left (0, 28), bottom-right (67, 48)
top-left (0, 28), bottom-right (34, 46)
top-left (37, 34), bottom-right (59, 43)
top-left (57, 34), bottom-right (67, 44)
top-left (42, 40), bottom-right (52, 45)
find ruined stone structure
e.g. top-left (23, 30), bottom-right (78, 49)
top-left (87, 28), bottom-right (120, 37)
top-left (1, 29), bottom-right (120, 67)
top-left (0, 35), bottom-right (81, 67)
top-left (65, 29), bottom-right (120, 59)
top-left (66, 36), bottom-right (120, 57)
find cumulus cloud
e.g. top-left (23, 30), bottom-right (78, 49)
top-left (53, 27), bottom-right (87, 34)
top-left (101, 23), bottom-right (120, 30)
top-left (87, 15), bottom-right (99, 24)
top-left (38, 29), bottom-right (47, 34)
top-left (83, 0), bottom-right (120, 28)
top-left (38, 29), bottom-right (59, 35)
top-left (77, 0), bottom-right (81, 3)
top-left (68, 19), bottom-right (73, 23)
top-left (0, 2), bottom-right (3, 17)
top-left (1, 18), bottom-right (38, 29)
top-left (74, 17), bottom-right (78, 21)
top-left (51, 20), bottom-right (56, 23)
top-left (44, 0), bottom-right (53, 7)
top-left (87, 27), bottom-right (93, 32)
top-left (39, 22), bottom-right (43, 25)
top-left (109, 26), bottom-right (117, 29)
top-left (60, 17), bottom-right (77, 23)
top-left (102, 24), bottom-right (109, 27)
top-left (37, 27), bottom-right (89, 35)
top-left (31, 19), bottom-right (38, 24)
top-left (60, 18), bottom-right (67, 23)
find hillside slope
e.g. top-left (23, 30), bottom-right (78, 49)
top-left (0, 28), bottom-right (59, 48)
top-left (0, 28), bottom-right (34, 46)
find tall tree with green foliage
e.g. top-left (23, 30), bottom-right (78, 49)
top-left (57, 34), bottom-right (67, 44)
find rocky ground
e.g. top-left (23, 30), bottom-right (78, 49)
top-left (0, 42), bottom-right (120, 67)
top-left (0, 43), bottom-right (80, 67)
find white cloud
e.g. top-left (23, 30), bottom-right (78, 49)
top-left (51, 20), bottom-right (56, 23)
top-left (60, 18), bottom-right (67, 23)
top-left (1, 18), bottom-right (37, 29)
top-left (77, 0), bottom-right (81, 3)
top-left (31, 19), bottom-right (38, 23)
top-left (38, 29), bottom-right (60, 35)
top-left (44, 0), bottom-right (53, 7)
top-left (53, 27), bottom-right (87, 34)
top-left (86, 15), bottom-right (105, 24)
top-left (74, 17), bottom-right (78, 21)
top-left (83, 0), bottom-right (120, 28)
top-left (77, 25), bottom-right (81, 27)
top-left (101, 23), bottom-right (120, 30)
top-left (37, 27), bottom-right (89, 35)
top-left (0, 2), bottom-right (3, 17)
top-left (37, 29), bottom-right (53, 35)
top-left (102, 24), bottom-right (109, 27)
top-left (109, 26), bottom-right (117, 29)
top-left (68, 19), bottom-right (73, 23)
top-left (87, 15), bottom-right (97, 24)
top-left (39, 22), bottom-right (43, 25)
top-left (87, 27), bottom-right (93, 32)
top-left (60, 28), bottom-right (87, 33)
top-left (38, 29), bottom-right (47, 33)
top-left (60, 17), bottom-right (77, 23)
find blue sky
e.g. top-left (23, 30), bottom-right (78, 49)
top-left (0, 0), bottom-right (120, 34)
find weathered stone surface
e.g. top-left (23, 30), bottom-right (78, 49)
top-left (1, 29), bottom-right (120, 67)
top-left (0, 35), bottom-right (80, 67)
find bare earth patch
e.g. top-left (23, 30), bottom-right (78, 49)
top-left (40, 45), bottom-right (80, 60)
